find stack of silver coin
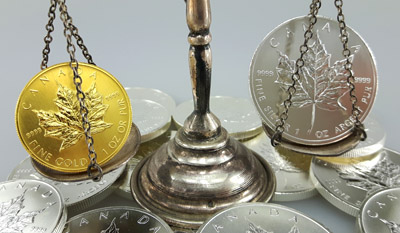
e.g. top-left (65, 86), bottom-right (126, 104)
top-left (173, 96), bottom-right (262, 140)
top-left (8, 157), bottom-right (125, 217)
top-left (125, 87), bottom-right (176, 143)
top-left (310, 117), bottom-right (395, 217)
top-left (3, 89), bottom-right (398, 233)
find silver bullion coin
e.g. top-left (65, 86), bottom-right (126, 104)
top-left (249, 16), bottom-right (377, 146)
top-left (7, 157), bottom-right (125, 209)
top-left (197, 203), bottom-right (331, 233)
top-left (131, 99), bottom-right (171, 142)
top-left (243, 132), bottom-right (316, 201)
top-left (173, 96), bottom-right (262, 140)
top-left (357, 187), bottom-right (400, 233)
top-left (340, 116), bottom-right (385, 158)
top-left (63, 206), bottom-right (173, 233)
top-left (310, 148), bottom-right (400, 216)
top-left (0, 179), bottom-right (65, 233)
top-left (125, 87), bottom-right (176, 115)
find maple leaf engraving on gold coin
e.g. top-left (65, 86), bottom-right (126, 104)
top-left (33, 82), bottom-right (112, 151)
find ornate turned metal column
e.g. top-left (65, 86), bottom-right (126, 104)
top-left (131, 0), bottom-right (276, 230)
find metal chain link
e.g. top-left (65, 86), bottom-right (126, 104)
top-left (41, 0), bottom-right (95, 69)
top-left (58, 0), bottom-right (103, 181)
top-left (271, 0), bottom-right (321, 146)
top-left (64, 12), bottom-right (96, 65)
top-left (40, 0), bottom-right (58, 70)
top-left (334, 0), bottom-right (366, 141)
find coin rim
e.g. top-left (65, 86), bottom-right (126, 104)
top-left (310, 149), bottom-right (400, 217)
top-left (357, 187), bottom-right (400, 233)
top-left (339, 116), bottom-right (386, 158)
top-left (125, 86), bottom-right (176, 116)
top-left (29, 123), bottom-right (140, 182)
top-left (132, 99), bottom-right (172, 143)
top-left (310, 156), bottom-right (360, 216)
top-left (0, 179), bottom-right (66, 233)
top-left (7, 157), bottom-right (122, 208)
top-left (197, 202), bottom-right (332, 233)
top-left (65, 206), bottom-right (174, 233)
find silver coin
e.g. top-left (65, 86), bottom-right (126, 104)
top-left (125, 87), bottom-right (176, 115)
top-left (197, 203), bottom-right (331, 233)
top-left (0, 179), bottom-right (65, 233)
top-left (243, 132), bottom-right (316, 201)
top-left (8, 157), bottom-right (124, 209)
top-left (64, 206), bottom-right (173, 233)
top-left (357, 187), bottom-right (400, 233)
top-left (310, 148), bottom-right (400, 216)
top-left (173, 96), bottom-right (262, 140)
top-left (249, 16), bottom-right (377, 146)
top-left (340, 116), bottom-right (385, 158)
top-left (131, 99), bottom-right (171, 142)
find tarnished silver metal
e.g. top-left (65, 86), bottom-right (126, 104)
top-left (249, 16), bottom-right (377, 152)
top-left (118, 130), bottom-right (175, 193)
top-left (125, 87), bottom-right (175, 143)
top-left (8, 157), bottom-right (124, 211)
top-left (130, 0), bottom-right (275, 229)
top-left (41, 0), bottom-right (95, 70)
top-left (63, 206), bottom-right (174, 233)
top-left (59, 0), bottom-right (101, 180)
top-left (173, 96), bottom-right (263, 140)
top-left (0, 179), bottom-right (66, 233)
top-left (357, 187), bottom-right (400, 233)
top-left (310, 148), bottom-right (400, 217)
top-left (197, 203), bottom-right (332, 233)
top-left (41, 0), bottom-right (57, 70)
top-left (31, 125), bottom-right (140, 182)
top-left (243, 132), bottom-right (316, 201)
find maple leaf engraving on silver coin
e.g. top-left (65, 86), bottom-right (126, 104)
top-left (246, 222), bottom-right (272, 233)
top-left (339, 155), bottom-right (400, 194)
top-left (288, 225), bottom-right (301, 233)
top-left (258, 141), bottom-right (301, 173)
top-left (100, 217), bottom-right (119, 233)
top-left (275, 32), bottom-right (354, 130)
top-left (0, 190), bottom-right (51, 233)
top-left (380, 219), bottom-right (400, 233)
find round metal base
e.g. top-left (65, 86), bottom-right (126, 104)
top-left (131, 133), bottom-right (276, 230)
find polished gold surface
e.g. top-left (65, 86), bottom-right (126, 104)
top-left (31, 124), bottom-right (140, 181)
top-left (16, 63), bottom-right (132, 173)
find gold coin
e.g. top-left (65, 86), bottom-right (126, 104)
top-left (16, 63), bottom-right (132, 173)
